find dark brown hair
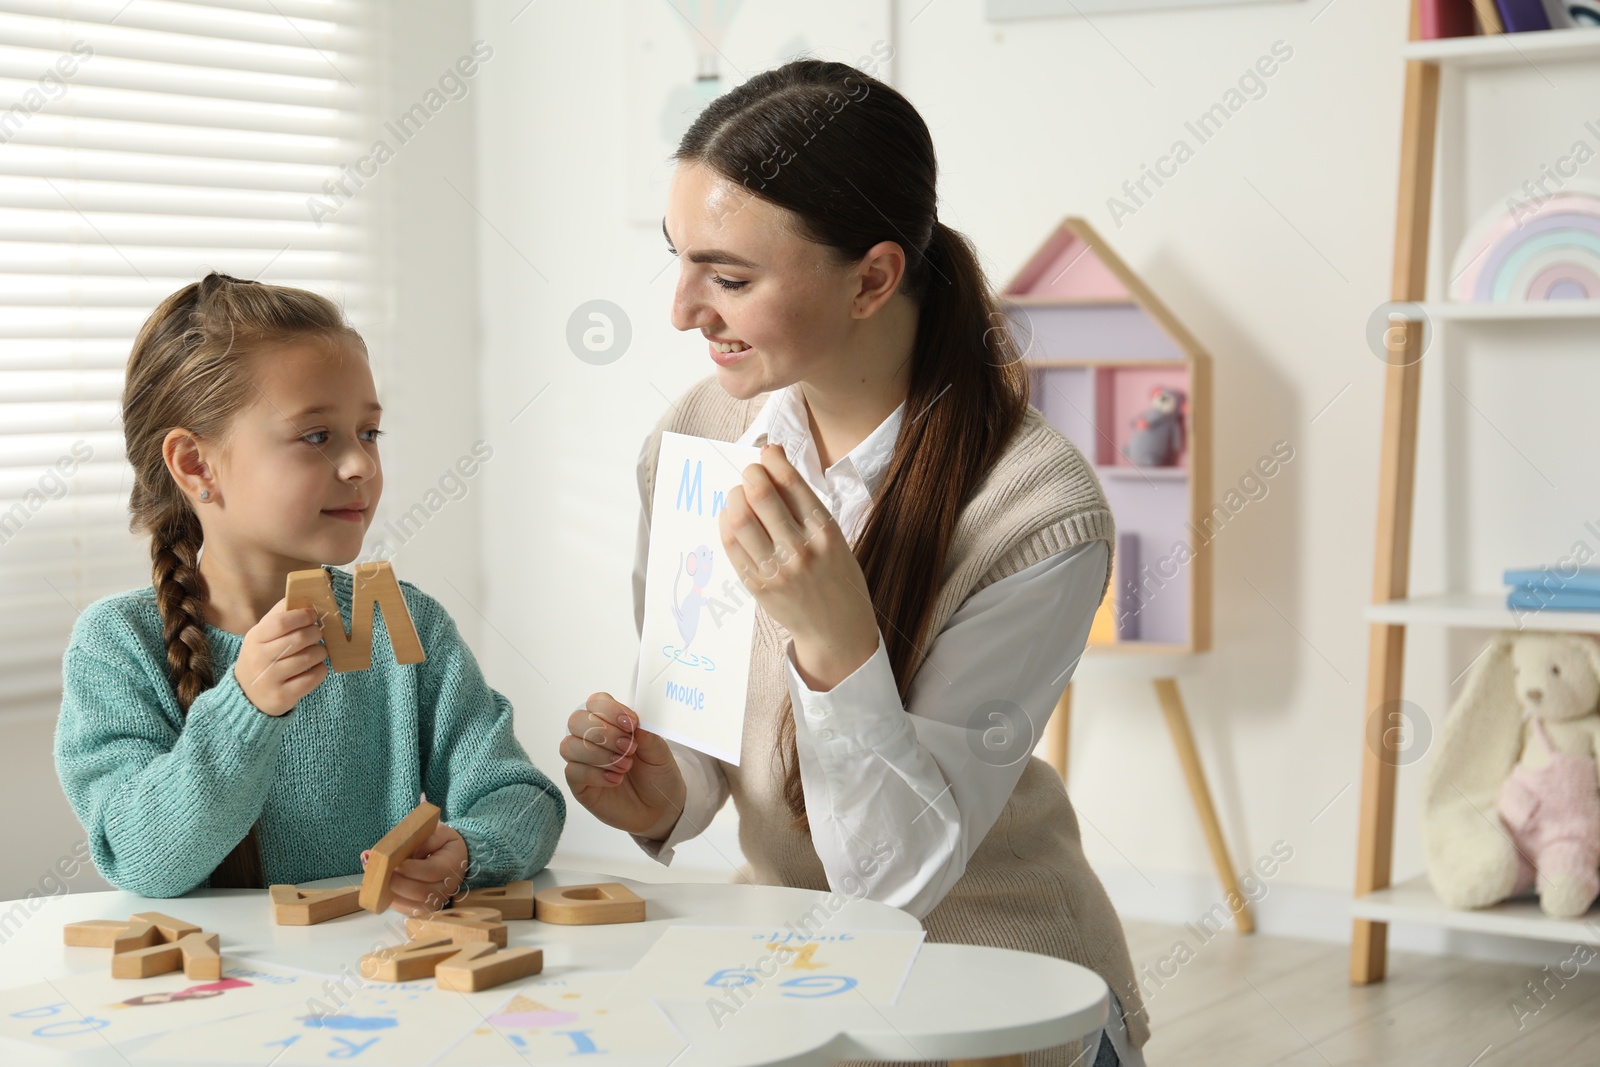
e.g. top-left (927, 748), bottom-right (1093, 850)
top-left (122, 272), bottom-right (365, 886)
top-left (675, 59), bottom-right (1030, 827)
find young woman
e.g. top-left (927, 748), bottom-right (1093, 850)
top-left (559, 60), bottom-right (1147, 1067)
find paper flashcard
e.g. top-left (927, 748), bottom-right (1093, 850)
top-left (0, 959), bottom-right (313, 1055)
top-left (434, 971), bottom-right (686, 1065)
top-left (132, 977), bottom-right (490, 1065)
top-left (619, 926), bottom-right (925, 1010)
top-left (634, 432), bottom-right (762, 765)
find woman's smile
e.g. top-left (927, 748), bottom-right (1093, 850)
top-left (708, 338), bottom-right (754, 367)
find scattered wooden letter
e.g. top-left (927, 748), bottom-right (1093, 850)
top-left (533, 882), bottom-right (646, 926)
top-left (434, 945), bottom-right (543, 993)
top-left (455, 880), bottom-right (534, 920)
top-left (110, 921), bottom-right (159, 955)
top-left (405, 908), bottom-right (508, 948)
top-left (358, 936), bottom-right (464, 983)
top-left (62, 919), bottom-right (140, 948)
top-left (359, 902), bottom-right (543, 993)
top-left (359, 936), bottom-right (543, 992)
top-left (284, 561), bottom-right (425, 673)
top-left (115, 928), bottom-right (212, 980)
top-left (64, 913), bottom-right (217, 980)
top-left (172, 931), bottom-right (222, 980)
top-left (270, 884), bottom-right (363, 926)
top-left (130, 912), bottom-right (201, 941)
top-left (108, 921), bottom-right (160, 955)
top-left (359, 801), bottom-right (442, 913)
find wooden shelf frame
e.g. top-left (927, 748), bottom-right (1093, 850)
top-left (1351, 4), bottom-right (1600, 983)
top-left (1351, 0), bottom-right (1440, 985)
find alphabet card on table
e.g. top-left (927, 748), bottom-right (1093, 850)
top-left (634, 432), bottom-right (761, 765)
top-left (131, 977), bottom-right (491, 1066)
top-left (618, 926), bottom-right (925, 1009)
top-left (0, 959), bottom-right (314, 1057)
top-left (433, 971), bottom-right (686, 1066)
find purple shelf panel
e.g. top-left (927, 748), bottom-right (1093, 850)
top-left (1007, 304), bottom-right (1183, 362)
top-left (1029, 366), bottom-right (1095, 451)
top-left (1102, 476), bottom-right (1192, 647)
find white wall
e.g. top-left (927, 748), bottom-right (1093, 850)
top-left (356, 4), bottom-right (490, 639)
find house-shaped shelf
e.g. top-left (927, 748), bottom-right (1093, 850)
top-left (1000, 216), bottom-right (1213, 654)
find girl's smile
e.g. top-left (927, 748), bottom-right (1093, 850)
top-left (322, 501), bottom-right (369, 522)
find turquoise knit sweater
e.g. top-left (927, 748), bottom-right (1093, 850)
top-left (54, 565), bottom-right (566, 898)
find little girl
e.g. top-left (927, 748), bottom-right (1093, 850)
top-left (54, 273), bottom-right (565, 914)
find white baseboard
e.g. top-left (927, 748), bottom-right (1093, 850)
top-left (1094, 862), bottom-right (1600, 973)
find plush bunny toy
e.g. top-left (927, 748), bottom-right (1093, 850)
top-left (1421, 631), bottom-right (1600, 918)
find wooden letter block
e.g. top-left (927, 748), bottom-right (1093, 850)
top-left (270, 884), bottom-right (363, 926)
top-left (285, 561), bottom-right (425, 673)
top-left (406, 910), bottom-right (508, 947)
top-left (67, 912), bottom-right (214, 980)
top-left (111, 939), bottom-right (182, 979)
top-left (360, 801), bottom-right (441, 913)
top-left (434, 945), bottom-right (543, 993)
top-left (63, 920), bottom-right (139, 948)
top-left (433, 906), bottom-right (505, 924)
top-left (360, 934), bottom-right (542, 992)
top-left (533, 883), bottom-right (646, 926)
top-left (111, 921), bottom-right (160, 955)
top-left (110, 930), bottom-right (216, 980)
top-left (358, 936), bottom-right (462, 983)
top-left (130, 913), bottom-right (200, 941)
top-left (175, 932), bottom-right (222, 980)
top-left (457, 880), bottom-right (534, 920)
top-left (353, 561), bottom-right (425, 665)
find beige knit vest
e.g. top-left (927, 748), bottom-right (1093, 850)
top-left (642, 376), bottom-right (1150, 1056)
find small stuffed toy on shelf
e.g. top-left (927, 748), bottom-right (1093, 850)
top-left (1421, 631), bottom-right (1600, 919)
top-left (1126, 386), bottom-right (1187, 467)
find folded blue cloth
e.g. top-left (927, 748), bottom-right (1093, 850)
top-left (1504, 566), bottom-right (1600, 595)
top-left (1507, 588), bottom-right (1600, 612)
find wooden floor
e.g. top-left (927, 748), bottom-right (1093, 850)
top-left (1124, 920), bottom-right (1600, 1065)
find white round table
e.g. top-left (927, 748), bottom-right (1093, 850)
top-left (0, 868), bottom-right (1108, 1066)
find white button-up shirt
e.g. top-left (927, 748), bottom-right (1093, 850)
top-left (630, 383), bottom-right (1109, 919)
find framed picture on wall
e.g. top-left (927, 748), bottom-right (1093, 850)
top-left (624, 0), bottom-right (893, 225)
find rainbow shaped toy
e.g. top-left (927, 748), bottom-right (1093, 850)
top-left (1448, 182), bottom-right (1600, 303)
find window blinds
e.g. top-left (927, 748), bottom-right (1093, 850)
top-left (0, 0), bottom-right (371, 721)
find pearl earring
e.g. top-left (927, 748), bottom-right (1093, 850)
top-left (199, 490), bottom-right (210, 500)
